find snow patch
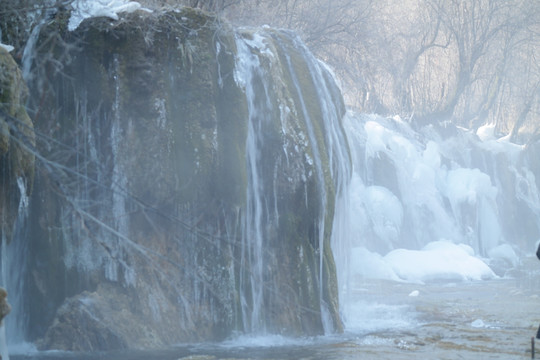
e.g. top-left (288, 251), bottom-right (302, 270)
top-left (0, 43), bottom-right (14, 52)
top-left (385, 241), bottom-right (496, 283)
top-left (69, 0), bottom-right (151, 31)
top-left (476, 123), bottom-right (496, 141)
top-left (350, 247), bottom-right (400, 281)
top-left (350, 241), bottom-right (496, 284)
top-left (476, 123), bottom-right (523, 158)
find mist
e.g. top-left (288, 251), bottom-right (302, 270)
top-left (0, 0), bottom-right (539, 359)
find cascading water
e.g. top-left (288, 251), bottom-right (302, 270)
top-left (234, 32), bottom-right (272, 333)
top-left (289, 40), bottom-right (353, 332)
top-left (22, 21), bottom-right (46, 83)
top-left (20, 1), bottom-right (58, 83)
top-left (0, 324), bottom-right (7, 360)
top-left (234, 28), bottom-right (350, 335)
top-left (275, 36), bottom-right (330, 331)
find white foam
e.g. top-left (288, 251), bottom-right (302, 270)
top-left (218, 334), bottom-right (311, 348)
top-left (471, 319), bottom-right (485, 328)
top-left (344, 301), bottom-right (417, 334)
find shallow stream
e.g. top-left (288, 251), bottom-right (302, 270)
top-left (11, 257), bottom-right (540, 360)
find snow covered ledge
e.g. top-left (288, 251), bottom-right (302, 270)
top-left (351, 241), bottom-right (498, 284)
top-left (68, 0), bottom-right (152, 31)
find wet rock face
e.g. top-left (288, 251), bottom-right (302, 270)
top-left (0, 288), bottom-right (11, 324)
top-left (37, 288), bottom-right (128, 351)
top-left (0, 47), bottom-right (35, 242)
top-left (21, 8), bottom-right (347, 350)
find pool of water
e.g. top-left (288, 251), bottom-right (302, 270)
top-left (11, 257), bottom-right (540, 360)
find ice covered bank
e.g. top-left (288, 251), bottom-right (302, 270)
top-left (336, 112), bottom-right (538, 295)
top-left (1, 6), bottom-right (350, 351)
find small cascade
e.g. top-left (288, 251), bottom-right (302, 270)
top-left (21, 5), bottom-right (55, 82)
top-left (22, 23), bottom-right (43, 82)
top-left (330, 112), bottom-right (356, 322)
top-left (106, 55), bottom-right (135, 286)
top-left (1, 178), bottom-right (31, 347)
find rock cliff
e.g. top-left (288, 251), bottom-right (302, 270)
top-left (11, 8), bottom-right (349, 350)
top-left (0, 47), bottom-right (35, 243)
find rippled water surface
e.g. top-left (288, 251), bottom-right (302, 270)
top-left (12, 258), bottom-right (540, 360)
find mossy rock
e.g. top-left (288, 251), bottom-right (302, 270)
top-left (0, 47), bottom-right (35, 240)
top-left (23, 7), bottom-right (347, 349)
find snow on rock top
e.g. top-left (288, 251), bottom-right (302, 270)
top-left (476, 122), bottom-right (524, 158)
top-left (476, 123), bottom-right (496, 141)
top-left (69, 0), bottom-right (150, 31)
top-left (0, 43), bottom-right (14, 52)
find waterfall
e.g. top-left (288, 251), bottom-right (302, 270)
top-left (7, 9), bottom-right (354, 348)
top-left (275, 36), bottom-right (329, 327)
top-left (234, 33), bottom-right (271, 333)
top-left (278, 35), bottom-right (352, 333)
top-left (235, 28), bottom-right (351, 335)
top-left (290, 41), bottom-right (353, 332)
top-left (107, 55), bottom-right (135, 286)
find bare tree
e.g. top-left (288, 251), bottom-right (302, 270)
top-left (354, 0), bottom-right (538, 137)
top-left (422, 0), bottom-right (533, 126)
